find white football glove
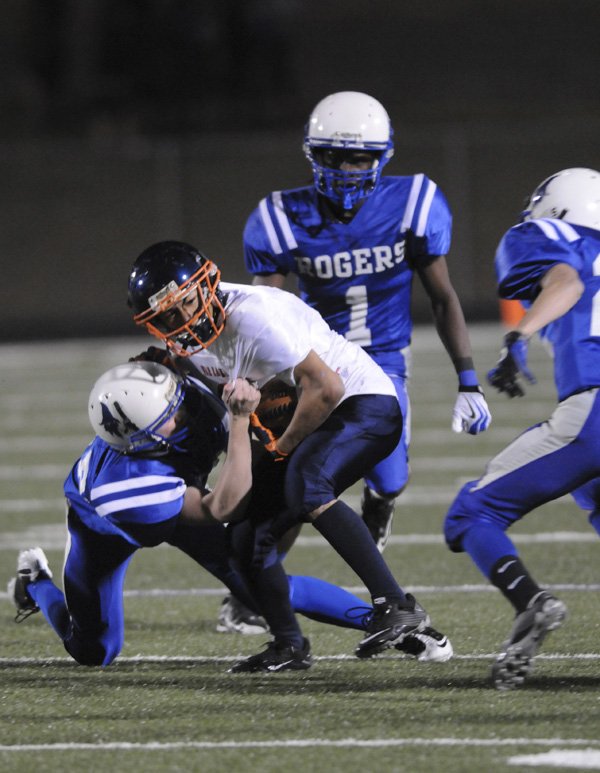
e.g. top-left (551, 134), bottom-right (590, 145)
top-left (451, 388), bottom-right (492, 435)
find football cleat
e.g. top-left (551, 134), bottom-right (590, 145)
top-left (356, 594), bottom-right (429, 658)
top-left (216, 595), bottom-right (269, 635)
top-left (8, 547), bottom-right (53, 623)
top-left (491, 591), bottom-right (568, 691)
top-left (361, 486), bottom-right (396, 552)
top-left (395, 626), bottom-right (454, 662)
top-left (229, 637), bottom-right (313, 673)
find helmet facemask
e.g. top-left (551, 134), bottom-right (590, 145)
top-left (133, 261), bottom-right (226, 357)
top-left (126, 391), bottom-right (188, 455)
top-left (306, 145), bottom-right (390, 210)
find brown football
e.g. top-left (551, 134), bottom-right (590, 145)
top-left (255, 379), bottom-right (298, 433)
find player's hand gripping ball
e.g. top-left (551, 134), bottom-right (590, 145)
top-left (254, 380), bottom-right (298, 435)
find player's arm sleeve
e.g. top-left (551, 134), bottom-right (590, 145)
top-left (407, 181), bottom-right (453, 266)
top-left (243, 204), bottom-right (290, 276)
top-left (495, 222), bottom-right (583, 301)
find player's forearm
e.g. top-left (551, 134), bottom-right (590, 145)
top-left (514, 263), bottom-right (583, 338)
top-left (430, 291), bottom-right (474, 366)
top-left (204, 416), bottom-right (253, 522)
top-left (276, 351), bottom-right (345, 454)
top-left (277, 383), bottom-right (343, 454)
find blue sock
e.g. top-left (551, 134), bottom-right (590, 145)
top-left (462, 523), bottom-right (518, 578)
top-left (589, 508), bottom-right (600, 537)
top-left (288, 575), bottom-right (371, 630)
top-left (27, 579), bottom-right (71, 639)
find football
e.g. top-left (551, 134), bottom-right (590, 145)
top-left (255, 379), bottom-right (298, 434)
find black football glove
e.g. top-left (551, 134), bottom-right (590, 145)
top-left (129, 346), bottom-right (175, 370)
top-left (487, 331), bottom-right (536, 398)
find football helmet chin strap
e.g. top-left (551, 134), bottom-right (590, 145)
top-left (133, 261), bottom-right (227, 357)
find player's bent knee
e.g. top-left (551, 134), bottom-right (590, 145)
top-left (64, 640), bottom-right (113, 667)
top-left (443, 483), bottom-right (484, 552)
top-left (64, 628), bottom-right (123, 667)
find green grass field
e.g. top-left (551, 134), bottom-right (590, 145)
top-left (1, 326), bottom-right (599, 773)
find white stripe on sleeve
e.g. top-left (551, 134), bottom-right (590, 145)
top-left (415, 179), bottom-right (437, 237)
top-left (94, 482), bottom-right (186, 518)
top-left (259, 197), bottom-right (283, 254)
top-left (532, 219), bottom-right (560, 240)
top-left (272, 191), bottom-right (298, 250)
top-left (91, 475), bottom-right (179, 499)
top-left (400, 174), bottom-right (425, 233)
top-left (546, 218), bottom-right (580, 242)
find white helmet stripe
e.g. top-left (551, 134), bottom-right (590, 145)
top-left (259, 197), bottom-right (282, 254)
top-left (272, 191), bottom-right (298, 250)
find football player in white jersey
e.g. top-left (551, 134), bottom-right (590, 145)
top-left (127, 240), bottom-right (453, 672)
top-left (243, 91), bottom-right (491, 551)
top-left (9, 361), bottom-right (452, 667)
top-left (444, 168), bottom-right (600, 690)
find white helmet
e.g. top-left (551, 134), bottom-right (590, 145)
top-left (523, 167), bottom-right (600, 230)
top-left (303, 91), bottom-right (394, 209)
top-left (88, 361), bottom-right (186, 454)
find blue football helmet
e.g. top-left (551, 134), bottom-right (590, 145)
top-left (128, 241), bottom-right (227, 356)
top-left (303, 91), bottom-right (394, 210)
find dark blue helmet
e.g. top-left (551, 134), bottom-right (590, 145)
top-left (128, 241), bottom-right (227, 356)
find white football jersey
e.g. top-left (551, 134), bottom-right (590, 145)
top-left (188, 283), bottom-right (396, 402)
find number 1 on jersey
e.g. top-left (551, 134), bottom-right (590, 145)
top-left (345, 285), bottom-right (372, 346)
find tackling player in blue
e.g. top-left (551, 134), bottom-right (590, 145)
top-left (8, 361), bottom-right (451, 667)
top-left (444, 167), bottom-right (600, 689)
top-left (243, 90), bottom-right (491, 551)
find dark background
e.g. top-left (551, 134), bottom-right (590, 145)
top-left (2, 0), bottom-right (600, 340)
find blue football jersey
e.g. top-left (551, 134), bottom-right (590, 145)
top-left (64, 438), bottom-right (188, 544)
top-left (495, 218), bottom-right (600, 401)
top-left (243, 175), bottom-right (452, 369)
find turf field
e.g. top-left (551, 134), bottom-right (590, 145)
top-left (1, 325), bottom-right (599, 773)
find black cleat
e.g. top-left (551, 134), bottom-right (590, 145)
top-left (230, 637), bottom-right (312, 673)
top-left (492, 591), bottom-right (567, 691)
top-left (356, 594), bottom-right (429, 658)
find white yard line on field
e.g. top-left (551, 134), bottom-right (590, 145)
top-left (1, 653), bottom-right (600, 666)
top-left (0, 737), bottom-right (599, 753)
